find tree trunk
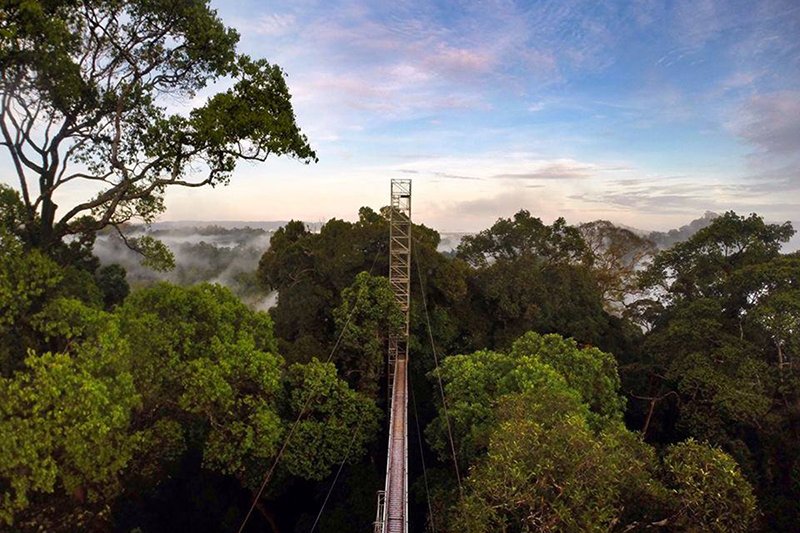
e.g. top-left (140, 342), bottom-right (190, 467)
top-left (254, 500), bottom-right (281, 533)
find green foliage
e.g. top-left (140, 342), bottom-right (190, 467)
top-left (5, 193), bottom-right (792, 530)
top-left (663, 439), bottom-right (757, 532)
top-left (632, 211), bottom-right (799, 529)
top-left (53, 265), bottom-right (103, 307)
top-left (0, 235), bottom-right (63, 374)
top-left (0, 184), bottom-right (27, 237)
top-left (448, 392), bottom-right (657, 533)
top-left (116, 283), bottom-right (282, 474)
top-left (0, 273), bottom-right (380, 528)
top-left (257, 208), bottom-right (463, 369)
top-left (281, 359), bottom-right (381, 481)
top-left (127, 235), bottom-right (176, 272)
top-left (455, 211), bottom-right (638, 354)
top-left (510, 332), bottom-right (625, 421)
top-left (457, 210), bottom-right (591, 268)
top-left (427, 332), bottom-right (625, 471)
top-left (333, 272), bottom-right (403, 396)
top-left (94, 264), bottom-right (130, 309)
top-left (180, 338), bottom-right (284, 477)
top-left (1, 0), bottom-right (315, 266)
top-left (118, 282), bottom-right (379, 493)
top-left (0, 322), bottom-right (139, 527)
top-left (640, 211), bottom-right (794, 305)
top-left (436, 330), bottom-right (755, 533)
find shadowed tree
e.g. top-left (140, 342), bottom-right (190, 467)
top-left (633, 212), bottom-right (799, 530)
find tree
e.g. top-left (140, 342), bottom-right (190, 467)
top-left (465, 255), bottom-right (616, 349)
top-left (0, 0), bottom-right (316, 264)
top-left (448, 392), bottom-right (661, 533)
top-left (332, 272), bottom-right (403, 397)
top-left (639, 211), bottom-right (793, 307)
top-left (578, 220), bottom-right (655, 315)
top-left (426, 332), bottom-right (626, 471)
top-left (662, 439), bottom-right (757, 532)
top-left (256, 207), bottom-right (467, 369)
top-left (116, 283), bottom-right (380, 508)
top-left (509, 331), bottom-right (625, 421)
top-left (632, 212), bottom-right (799, 529)
top-left (0, 203), bottom-right (108, 374)
top-left (457, 210), bottom-right (590, 268)
top-left (0, 279), bottom-right (382, 530)
top-left (452, 210), bottom-right (641, 354)
top-left (0, 226), bottom-right (63, 374)
top-left (279, 359), bottom-right (381, 482)
top-left (94, 263), bottom-right (129, 308)
top-left (0, 305), bottom-right (139, 529)
top-left (432, 330), bottom-right (756, 533)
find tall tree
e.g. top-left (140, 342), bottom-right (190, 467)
top-left (457, 210), bottom-right (590, 269)
top-left (578, 220), bottom-right (655, 315)
top-left (454, 211), bottom-right (638, 353)
top-left (430, 331), bottom-right (756, 533)
top-left (0, 0), bottom-right (315, 264)
top-left (633, 212), bottom-right (799, 530)
top-left (332, 272), bottom-right (404, 397)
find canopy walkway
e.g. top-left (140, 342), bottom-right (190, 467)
top-left (374, 179), bottom-right (412, 533)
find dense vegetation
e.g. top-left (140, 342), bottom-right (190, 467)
top-left (2, 1), bottom-right (799, 531)
top-left (3, 177), bottom-right (799, 531)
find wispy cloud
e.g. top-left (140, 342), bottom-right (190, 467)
top-left (394, 157), bottom-right (629, 183)
top-left (445, 189), bottom-right (550, 220)
top-left (731, 91), bottom-right (800, 157)
top-left (249, 13), bottom-right (296, 36)
top-left (151, 1), bottom-right (800, 235)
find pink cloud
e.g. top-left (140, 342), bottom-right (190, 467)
top-left (423, 44), bottom-right (495, 76)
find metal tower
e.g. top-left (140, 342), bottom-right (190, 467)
top-left (387, 179), bottom-right (411, 394)
top-left (374, 179), bottom-right (411, 533)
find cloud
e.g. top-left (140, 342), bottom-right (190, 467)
top-left (394, 156), bottom-right (628, 183)
top-left (731, 91), bottom-right (800, 157)
top-left (423, 44), bottom-right (495, 77)
top-left (448, 189), bottom-right (548, 219)
top-left (153, 1), bottom-right (800, 237)
top-left (250, 13), bottom-right (296, 36)
top-left (492, 161), bottom-right (630, 181)
top-left (571, 182), bottom-right (722, 214)
top-left (434, 172), bottom-right (483, 181)
top-left (492, 165), bottom-right (590, 181)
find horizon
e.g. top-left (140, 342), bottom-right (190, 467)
top-left (140, 211), bottom-right (800, 252)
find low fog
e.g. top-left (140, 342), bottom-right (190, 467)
top-left (92, 213), bottom-right (746, 312)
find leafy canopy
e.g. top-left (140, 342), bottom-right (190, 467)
top-left (0, 0), bottom-right (316, 265)
top-left (432, 330), bottom-right (756, 533)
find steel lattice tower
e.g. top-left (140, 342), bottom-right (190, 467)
top-left (387, 179), bottom-right (411, 394)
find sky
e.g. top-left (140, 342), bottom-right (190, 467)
top-left (6, 0), bottom-right (800, 235)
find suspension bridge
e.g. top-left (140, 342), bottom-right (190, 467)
top-left (373, 179), bottom-right (412, 533)
top-left (239, 178), bottom-right (454, 533)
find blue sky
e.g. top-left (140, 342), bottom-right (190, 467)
top-left (18, 0), bottom-right (800, 234)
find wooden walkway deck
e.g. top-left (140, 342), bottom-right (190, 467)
top-left (384, 358), bottom-right (407, 533)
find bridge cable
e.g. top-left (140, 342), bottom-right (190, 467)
top-left (237, 250), bottom-right (382, 533)
top-left (408, 370), bottom-right (437, 533)
top-left (413, 242), bottom-right (463, 495)
top-left (308, 413), bottom-right (365, 533)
